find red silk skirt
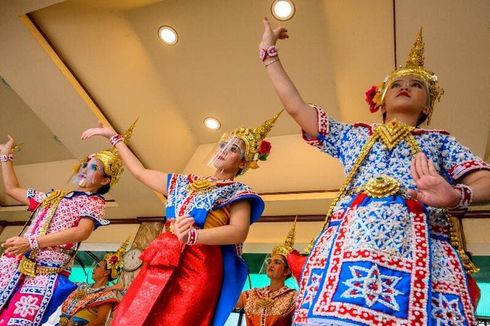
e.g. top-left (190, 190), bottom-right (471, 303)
top-left (112, 232), bottom-right (223, 326)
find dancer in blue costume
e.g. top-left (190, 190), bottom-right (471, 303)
top-left (259, 17), bottom-right (490, 325)
top-left (81, 113), bottom-right (280, 326)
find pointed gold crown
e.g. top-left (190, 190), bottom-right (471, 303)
top-left (379, 29), bottom-right (444, 123)
top-left (231, 110), bottom-right (282, 174)
top-left (271, 218), bottom-right (297, 258)
top-left (76, 119), bottom-right (138, 186)
top-left (103, 237), bottom-right (131, 280)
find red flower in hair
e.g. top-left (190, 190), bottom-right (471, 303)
top-left (257, 140), bottom-right (272, 161)
top-left (364, 85), bottom-right (383, 113)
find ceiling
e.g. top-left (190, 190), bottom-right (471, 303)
top-left (0, 0), bottom-right (489, 255)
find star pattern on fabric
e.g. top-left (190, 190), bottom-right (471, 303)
top-left (431, 294), bottom-right (464, 326)
top-left (341, 264), bottom-right (403, 311)
top-left (13, 295), bottom-right (40, 318)
top-left (301, 272), bottom-right (321, 308)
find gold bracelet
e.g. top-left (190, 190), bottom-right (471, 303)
top-left (264, 58), bottom-right (280, 67)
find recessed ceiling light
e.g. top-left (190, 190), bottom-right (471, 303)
top-left (158, 25), bottom-right (178, 45)
top-left (271, 0), bottom-right (295, 21)
top-left (204, 117), bottom-right (221, 130)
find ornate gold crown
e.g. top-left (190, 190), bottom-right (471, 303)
top-left (230, 110), bottom-right (282, 174)
top-left (75, 119), bottom-right (138, 186)
top-left (271, 218), bottom-right (297, 258)
top-left (103, 237), bottom-right (130, 280)
top-left (373, 29), bottom-right (445, 124)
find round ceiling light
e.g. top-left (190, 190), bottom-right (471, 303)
top-left (203, 117), bottom-right (221, 130)
top-left (158, 25), bottom-right (178, 45)
top-left (271, 0), bottom-right (295, 21)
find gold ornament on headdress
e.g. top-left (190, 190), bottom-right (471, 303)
top-left (374, 29), bottom-right (445, 124)
top-left (271, 218), bottom-right (297, 258)
top-left (103, 237), bottom-right (131, 280)
top-left (230, 110), bottom-right (282, 174)
top-left (74, 119), bottom-right (138, 186)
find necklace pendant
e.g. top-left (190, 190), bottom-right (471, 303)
top-left (187, 179), bottom-right (216, 193)
top-left (374, 120), bottom-right (414, 150)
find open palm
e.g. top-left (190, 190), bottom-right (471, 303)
top-left (80, 122), bottom-right (117, 140)
top-left (407, 152), bottom-right (460, 208)
top-left (260, 17), bottom-right (289, 49)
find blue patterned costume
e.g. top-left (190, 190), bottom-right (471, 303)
top-left (113, 173), bottom-right (264, 326)
top-left (294, 106), bottom-right (489, 325)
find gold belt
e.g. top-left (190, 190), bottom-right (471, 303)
top-left (362, 175), bottom-right (401, 198)
top-left (18, 256), bottom-right (66, 277)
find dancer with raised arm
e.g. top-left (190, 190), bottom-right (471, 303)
top-left (0, 129), bottom-right (128, 326)
top-left (81, 113), bottom-right (280, 326)
top-left (259, 17), bottom-right (490, 325)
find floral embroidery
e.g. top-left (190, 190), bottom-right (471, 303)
top-left (13, 295), bottom-right (39, 318)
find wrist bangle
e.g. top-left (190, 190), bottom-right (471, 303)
top-left (186, 228), bottom-right (198, 246)
top-left (0, 154), bottom-right (13, 162)
top-left (110, 134), bottom-right (124, 146)
top-left (264, 58), bottom-right (280, 67)
top-left (451, 184), bottom-right (473, 209)
top-left (259, 45), bottom-right (278, 61)
top-left (28, 235), bottom-right (39, 250)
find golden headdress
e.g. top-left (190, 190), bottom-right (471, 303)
top-left (271, 218), bottom-right (297, 258)
top-left (103, 238), bottom-right (130, 280)
top-left (230, 110), bottom-right (282, 175)
top-left (75, 119), bottom-right (138, 186)
top-left (365, 29), bottom-right (444, 124)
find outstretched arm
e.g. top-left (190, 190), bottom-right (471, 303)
top-left (260, 17), bottom-right (318, 137)
top-left (407, 152), bottom-right (490, 208)
top-left (0, 135), bottom-right (28, 205)
top-left (81, 123), bottom-right (168, 196)
top-left (174, 200), bottom-right (252, 245)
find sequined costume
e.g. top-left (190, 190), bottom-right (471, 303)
top-left (0, 189), bottom-right (107, 326)
top-left (112, 173), bottom-right (264, 326)
top-left (293, 106), bottom-right (490, 325)
top-left (241, 286), bottom-right (297, 326)
top-left (56, 283), bottom-right (118, 326)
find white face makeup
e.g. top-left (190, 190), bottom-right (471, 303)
top-left (207, 136), bottom-right (245, 171)
top-left (73, 157), bottom-right (105, 188)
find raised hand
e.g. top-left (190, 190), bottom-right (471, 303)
top-left (0, 135), bottom-right (15, 155)
top-left (260, 16), bottom-right (289, 49)
top-left (406, 152), bottom-right (460, 208)
top-left (80, 122), bottom-right (117, 140)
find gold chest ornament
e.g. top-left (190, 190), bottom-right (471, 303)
top-left (187, 179), bottom-right (216, 193)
